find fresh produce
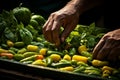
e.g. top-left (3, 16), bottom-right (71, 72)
top-left (50, 54), bottom-right (61, 62)
top-left (0, 48), bottom-right (9, 53)
top-left (72, 55), bottom-right (88, 63)
top-left (63, 54), bottom-right (71, 61)
top-left (30, 14), bottom-right (46, 34)
top-left (32, 59), bottom-right (47, 66)
top-left (0, 52), bottom-right (14, 59)
top-left (92, 59), bottom-right (109, 67)
top-left (12, 6), bottom-right (31, 25)
top-left (7, 40), bottom-right (14, 47)
top-left (39, 48), bottom-right (47, 56)
top-left (23, 52), bottom-right (38, 58)
top-left (14, 53), bottom-right (25, 61)
top-left (17, 48), bottom-right (27, 54)
top-left (14, 41), bottom-right (25, 48)
top-left (27, 45), bottom-right (39, 52)
top-left (78, 45), bottom-right (87, 53)
top-left (20, 55), bottom-right (38, 62)
top-left (31, 15), bottom-right (45, 26)
top-left (19, 23), bottom-right (33, 45)
top-left (0, 6), bottom-right (119, 80)
top-left (59, 66), bottom-right (74, 71)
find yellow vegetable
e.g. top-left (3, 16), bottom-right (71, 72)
top-left (103, 69), bottom-right (111, 74)
top-left (72, 55), bottom-right (88, 63)
top-left (92, 59), bottom-right (109, 67)
top-left (102, 73), bottom-right (109, 78)
top-left (78, 45), bottom-right (87, 54)
top-left (39, 48), bottom-right (47, 55)
top-left (102, 66), bottom-right (113, 71)
top-left (102, 69), bottom-right (111, 78)
top-left (50, 54), bottom-right (61, 62)
top-left (7, 40), bottom-right (14, 47)
top-left (27, 45), bottom-right (39, 52)
top-left (0, 48), bottom-right (9, 53)
top-left (63, 54), bottom-right (71, 61)
top-left (32, 59), bottom-right (46, 66)
top-left (59, 66), bottom-right (74, 71)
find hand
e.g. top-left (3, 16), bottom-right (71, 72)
top-left (43, 4), bottom-right (80, 47)
top-left (93, 29), bottom-right (120, 62)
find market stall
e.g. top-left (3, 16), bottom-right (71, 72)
top-left (0, 4), bottom-right (120, 80)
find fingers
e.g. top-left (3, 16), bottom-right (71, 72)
top-left (43, 17), bottom-right (54, 43)
top-left (43, 14), bottom-right (62, 46)
top-left (93, 36), bottom-right (120, 61)
top-left (96, 38), bottom-right (115, 60)
top-left (61, 21), bottom-right (77, 42)
top-left (51, 20), bottom-right (61, 46)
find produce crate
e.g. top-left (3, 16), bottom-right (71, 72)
top-left (0, 58), bottom-right (116, 80)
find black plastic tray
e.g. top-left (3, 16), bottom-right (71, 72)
top-left (0, 58), bottom-right (118, 80)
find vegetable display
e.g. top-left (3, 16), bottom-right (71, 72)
top-left (0, 6), bottom-right (120, 80)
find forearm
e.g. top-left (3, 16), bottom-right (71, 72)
top-left (66, 0), bottom-right (104, 15)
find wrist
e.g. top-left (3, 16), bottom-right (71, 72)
top-left (67, 0), bottom-right (104, 16)
top-left (66, 0), bottom-right (85, 16)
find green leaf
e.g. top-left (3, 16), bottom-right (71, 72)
top-left (4, 27), bottom-right (16, 42)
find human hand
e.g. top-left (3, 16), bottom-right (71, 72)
top-left (93, 29), bottom-right (120, 62)
top-left (43, 4), bottom-right (80, 47)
